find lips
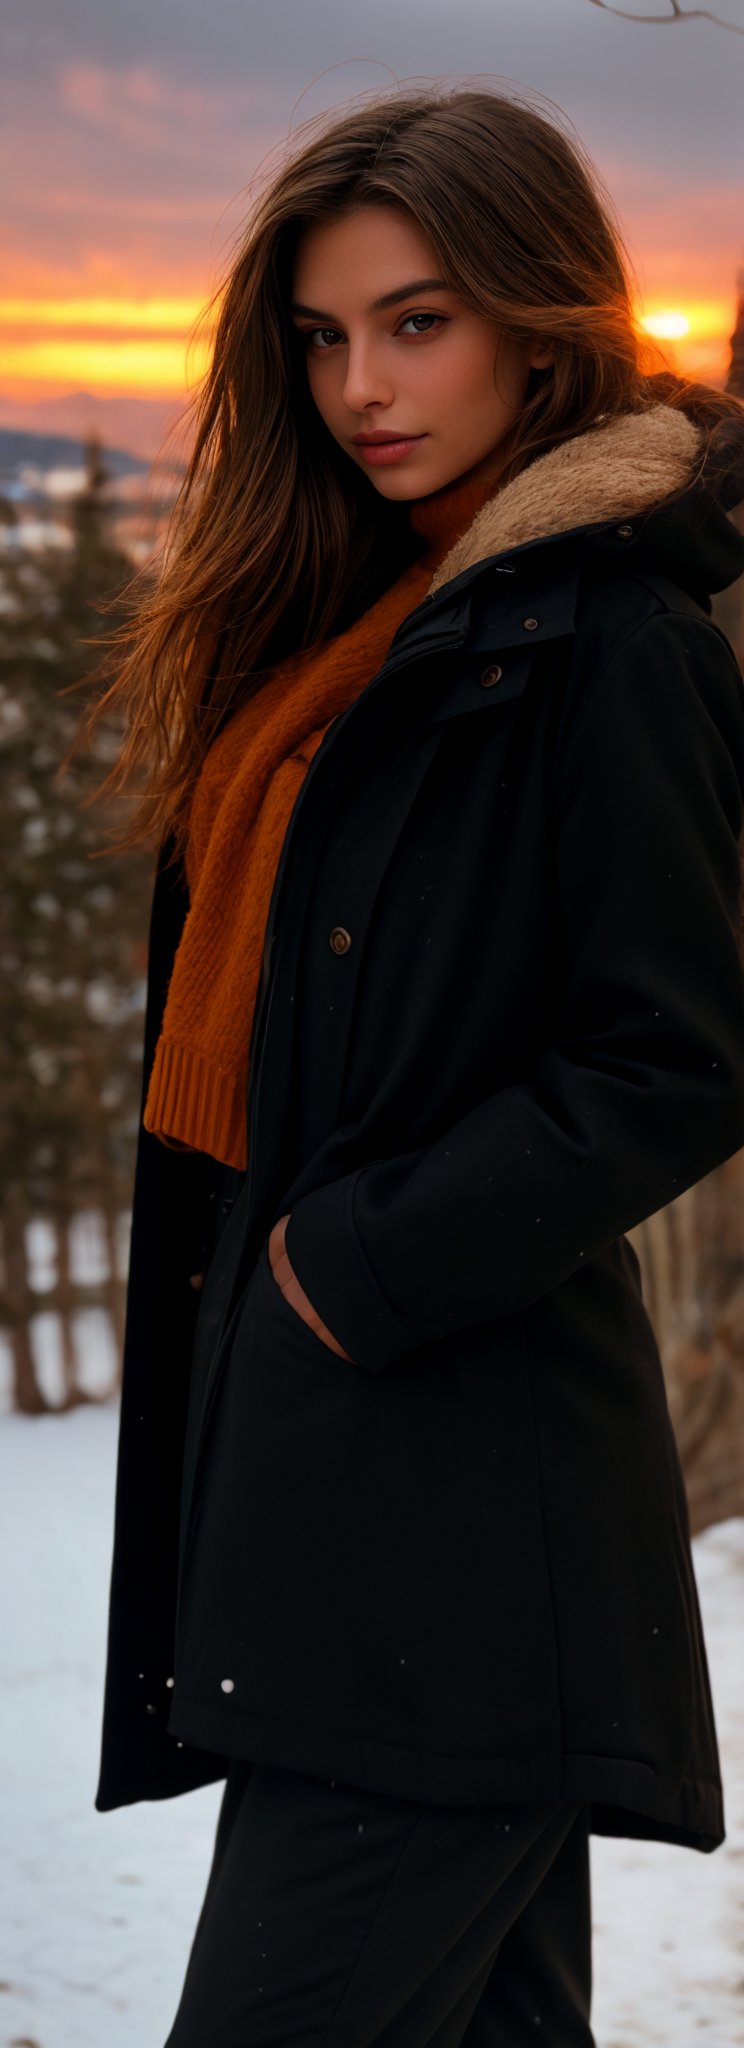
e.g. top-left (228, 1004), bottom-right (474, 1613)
top-left (353, 434), bottom-right (422, 445)
top-left (353, 434), bottom-right (427, 466)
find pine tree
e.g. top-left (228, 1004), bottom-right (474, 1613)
top-left (0, 434), bottom-right (154, 1410)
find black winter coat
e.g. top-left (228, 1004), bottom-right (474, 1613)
top-left (95, 403), bottom-right (744, 1854)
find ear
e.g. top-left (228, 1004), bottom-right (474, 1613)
top-left (528, 340), bottom-right (555, 370)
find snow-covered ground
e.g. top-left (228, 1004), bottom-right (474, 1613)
top-left (0, 1403), bottom-right (742, 2048)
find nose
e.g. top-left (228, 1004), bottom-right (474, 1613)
top-left (341, 339), bottom-right (394, 413)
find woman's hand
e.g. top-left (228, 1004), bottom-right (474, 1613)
top-left (268, 1212), bottom-right (356, 1361)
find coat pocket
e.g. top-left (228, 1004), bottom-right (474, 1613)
top-left (178, 1230), bottom-right (347, 1590)
top-left (256, 1235), bottom-right (353, 1367)
top-left (175, 1288), bottom-right (564, 1768)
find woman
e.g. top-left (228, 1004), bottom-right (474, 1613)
top-left (85, 84), bottom-right (744, 2046)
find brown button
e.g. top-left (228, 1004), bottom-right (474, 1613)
top-left (480, 665), bottom-right (503, 688)
top-left (617, 524), bottom-right (633, 539)
top-left (522, 617), bottom-right (539, 631)
top-left (329, 926), bottom-right (352, 954)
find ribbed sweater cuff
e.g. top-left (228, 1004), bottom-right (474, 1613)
top-left (142, 1037), bottom-right (247, 1170)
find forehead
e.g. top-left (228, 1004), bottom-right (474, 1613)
top-left (291, 205), bottom-right (439, 283)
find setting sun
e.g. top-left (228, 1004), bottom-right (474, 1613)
top-left (641, 311), bottom-right (690, 341)
top-left (635, 299), bottom-right (736, 383)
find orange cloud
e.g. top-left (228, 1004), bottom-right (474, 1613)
top-left (59, 60), bottom-right (261, 141)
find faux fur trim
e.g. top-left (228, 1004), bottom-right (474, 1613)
top-left (426, 403), bottom-right (703, 597)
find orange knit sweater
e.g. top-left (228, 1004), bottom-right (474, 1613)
top-left (142, 468), bottom-right (497, 1168)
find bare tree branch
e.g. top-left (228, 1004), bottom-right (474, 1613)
top-left (587, 0), bottom-right (744, 30)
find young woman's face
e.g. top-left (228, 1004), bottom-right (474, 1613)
top-left (290, 204), bottom-right (553, 501)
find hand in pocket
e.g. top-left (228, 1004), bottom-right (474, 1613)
top-left (268, 1212), bottom-right (356, 1362)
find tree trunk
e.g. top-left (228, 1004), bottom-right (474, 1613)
top-left (55, 1203), bottom-right (80, 1404)
top-left (101, 1182), bottom-right (127, 1383)
top-left (2, 1181), bottom-right (52, 1414)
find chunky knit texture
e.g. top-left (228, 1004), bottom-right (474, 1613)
top-left (142, 468), bottom-right (497, 1168)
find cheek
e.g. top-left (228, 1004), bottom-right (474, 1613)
top-left (420, 335), bottom-right (504, 412)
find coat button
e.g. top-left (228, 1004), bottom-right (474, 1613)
top-left (329, 926), bottom-right (352, 954)
top-left (617, 524), bottom-right (633, 539)
top-left (221, 1677), bottom-right (235, 1693)
top-left (480, 664), bottom-right (503, 687)
top-left (522, 617), bottom-right (539, 631)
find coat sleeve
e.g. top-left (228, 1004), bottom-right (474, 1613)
top-left (283, 611), bottom-right (744, 1371)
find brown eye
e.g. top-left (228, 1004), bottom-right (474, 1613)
top-left (401, 314), bottom-right (443, 337)
top-left (304, 326), bottom-right (340, 351)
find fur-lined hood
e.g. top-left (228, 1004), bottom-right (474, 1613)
top-left (425, 401), bottom-right (744, 604)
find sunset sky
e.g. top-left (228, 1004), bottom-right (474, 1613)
top-left (2, 0), bottom-right (743, 411)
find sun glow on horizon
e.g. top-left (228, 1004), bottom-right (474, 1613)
top-left (0, 296), bottom-right (211, 331)
top-left (0, 292), bottom-right (737, 403)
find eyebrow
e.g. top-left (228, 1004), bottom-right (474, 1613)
top-left (289, 278), bottom-right (451, 321)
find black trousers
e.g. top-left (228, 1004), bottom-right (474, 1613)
top-left (163, 1759), bottom-right (596, 2047)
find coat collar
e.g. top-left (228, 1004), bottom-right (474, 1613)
top-left (424, 403), bottom-right (704, 598)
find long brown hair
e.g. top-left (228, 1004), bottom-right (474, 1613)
top-left (62, 79), bottom-right (744, 870)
